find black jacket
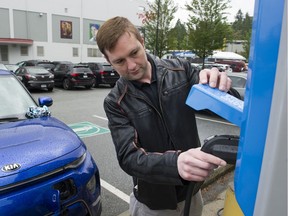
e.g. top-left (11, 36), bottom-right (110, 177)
top-left (104, 54), bottom-right (201, 210)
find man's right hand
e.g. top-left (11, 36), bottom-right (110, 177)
top-left (177, 147), bottom-right (227, 182)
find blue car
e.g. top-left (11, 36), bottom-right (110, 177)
top-left (0, 69), bottom-right (102, 215)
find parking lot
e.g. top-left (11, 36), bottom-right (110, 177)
top-left (31, 86), bottom-right (240, 216)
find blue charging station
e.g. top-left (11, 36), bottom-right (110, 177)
top-left (186, 0), bottom-right (287, 215)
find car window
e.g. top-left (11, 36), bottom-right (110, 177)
top-left (26, 67), bottom-right (49, 74)
top-left (0, 75), bottom-right (36, 118)
top-left (102, 65), bottom-right (113, 70)
top-left (74, 67), bottom-right (91, 73)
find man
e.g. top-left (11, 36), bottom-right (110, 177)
top-left (96, 16), bottom-right (231, 216)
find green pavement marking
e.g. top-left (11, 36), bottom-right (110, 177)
top-left (69, 121), bottom-right (110, 138)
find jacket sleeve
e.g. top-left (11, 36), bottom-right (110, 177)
top-left (103, 96), bottom-right (185, 186)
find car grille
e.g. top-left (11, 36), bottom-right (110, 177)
top-left (0, 153), bottom-right (86, 194)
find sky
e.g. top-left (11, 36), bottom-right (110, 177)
top-left (173, 0), bottom-right (255, 24)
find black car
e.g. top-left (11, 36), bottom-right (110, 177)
top-left (83, 62), bottom-right (119, 87)
top-left (15, 66), bottom-right (54, 91)
top-left (17, 60), bottom-right (55, 72)
top-left (52, 63), bottom-right (95, 90)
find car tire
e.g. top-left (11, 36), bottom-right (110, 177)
top-left (85, 85), bottom-right (93, 89)
top-left (47, 87), bottom-right (53, 92)
top-left (63, 79), bottom-right (71, 90)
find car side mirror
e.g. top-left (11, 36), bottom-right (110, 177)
top-left (38, 97), bottom-right (53, 107)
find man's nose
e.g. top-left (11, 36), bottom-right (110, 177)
top-left (127, 58), bottom-right (136, 70)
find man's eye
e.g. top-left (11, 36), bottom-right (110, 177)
top-left (115, 60), bottom-right (124, 65)
top-left (131, 50), bottom-right (138, 56)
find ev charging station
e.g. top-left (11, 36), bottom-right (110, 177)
top-left (186, 0), bottom-right (287, 215)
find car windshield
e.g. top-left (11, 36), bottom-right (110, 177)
top-left (37, 63), bottom-right (55, 70)
top-left (102, 65), bottom-right (113, 70)
top-left (27, 67), bottom-right (49, 74)
top-left (0, 75), bottom-right (36, 118)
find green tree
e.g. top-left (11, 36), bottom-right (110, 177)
top-left (186, 0), bottom-right (232, 67)
top-left (167, 19), bottom-right (189, 51)
top-left (142, 0), bottom-right (177, 57)
top-left (231, 10), bottom-right (253, 40)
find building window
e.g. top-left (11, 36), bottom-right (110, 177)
top-left (20, 46), bottom-right (28, 56)
top-left (87, 48), bottom-right (102, 57)
top-left (73, 47), bottom-right (78, 57)
top-left (0, 45), bottom-right (8, 61)
top-left (37, 46), bottom-right (44, 56)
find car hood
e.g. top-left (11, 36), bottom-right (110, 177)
top-left (0, 117), bottom-right (85, 184)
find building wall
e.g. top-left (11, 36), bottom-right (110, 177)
top-left (0, 0), bottom-right (147, 64)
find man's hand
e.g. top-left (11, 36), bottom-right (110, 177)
top-left (177, 147), bottom-right (227, 182)
top-left (199, 67), bottom-right (231, 91)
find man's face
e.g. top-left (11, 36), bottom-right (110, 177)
top-left (105, 32), bottom-right (150, 82)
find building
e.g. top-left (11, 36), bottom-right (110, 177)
top-left (0, 0), bottom-right (147, 64)
top-left (225, 40), bottom-right (245, 53)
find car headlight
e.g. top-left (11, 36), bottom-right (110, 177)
top-left (86, 174), bottom-right (96, 194)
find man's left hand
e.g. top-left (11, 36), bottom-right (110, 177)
top-left (198, 67), bottom-right (231, 91)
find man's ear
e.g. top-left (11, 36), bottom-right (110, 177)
top-left (140, 37), bottom-right (145, 47)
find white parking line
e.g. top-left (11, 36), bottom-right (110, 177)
top-left (93, 115), bottom-right (109, 121)
top-left (100, 179), bottom-right (130, 203)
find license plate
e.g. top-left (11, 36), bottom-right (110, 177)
top-left (111, 73), bottom-right (115, 76)
top-left (83, 75), bottom-right (88, 78)
top-left (41, 84), bottom-right (46, 88)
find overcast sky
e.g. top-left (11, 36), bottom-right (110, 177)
top-left (173, 0), bottom-right (255, 24)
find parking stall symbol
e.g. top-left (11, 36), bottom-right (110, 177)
top-left (69, 122), bottom-right (110, 138)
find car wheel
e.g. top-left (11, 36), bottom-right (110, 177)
top-left (63, 79), bottom-right (71, 90)
top-left (47, 87), bottom-right (53, 92)
top-left (85, 85), bottom-right (93, 89)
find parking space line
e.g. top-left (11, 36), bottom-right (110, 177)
top-left (93, 115), bottom-right (109, 121)
top-left (100, 179), bottom-right (130, 203)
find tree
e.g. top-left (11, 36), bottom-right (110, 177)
top-left (186, 0), bottom-right (232, 67)
top-left (167, 19), bottom-right (189, 51)
top-left (142, 0), bottom-right (177, 57)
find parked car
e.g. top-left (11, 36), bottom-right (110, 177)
top-left (0, 69), bottom-right (102, 215)
top-left (4, 64), bottom-right (19, 73)
top-left (190, 63), bottom-right (233, 73)
top-left (215, 60), bottom-right (247, 72)
top-left (52, 63), bottom-right (95, 90)
top-left (227, 72), bottom-right (247, 100)
top-left (83, 62), bottom-right (119, 87)
top-left (17, 60), bottom-right (55, 72)
top-left (15, 66), bottom-right (54, 92)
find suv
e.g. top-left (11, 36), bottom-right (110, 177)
top-left (83, 62), bottom-right (119, 87)
top-left (52, 63), bottom-right (95, 90)
top-left (0, 69), bottom-right (102, 215)
top-left (17, 60), bottom-right (55, 72)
